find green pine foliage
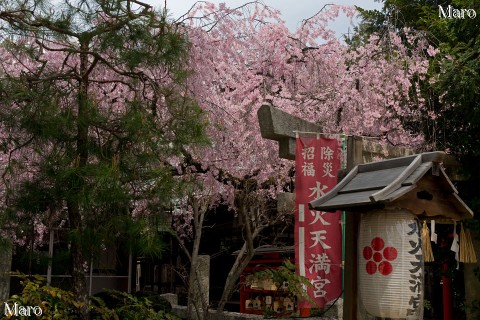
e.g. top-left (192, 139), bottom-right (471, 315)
top-left (351, 1), bottom-right (480, 200)
top-left (353, 1), bottom-right (480, 167)
top-left (0, 0), bottom-right (209, 308)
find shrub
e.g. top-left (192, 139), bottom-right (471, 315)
top-left (91, 290), bottom-right (179, 320)
top-left (4, 274), bottom-right (180, 320)
top-left (3, 274), bottom-right (86, 319)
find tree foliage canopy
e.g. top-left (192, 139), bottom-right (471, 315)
top-left (169, 2), bottom-right (435, 313)
top-left (0, 0), bottom-right (208, 305)
top-left (351, 18), bottom-right (480, 315)
top-left (353, 0), bottom-right (480, 177)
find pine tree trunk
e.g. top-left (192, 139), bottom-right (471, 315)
top-left (68, 204), bottom-right (89, 319)
top-left (67, 43), bottom-right (90, 320)
top-left (0, 243), bottom-right (12, 302)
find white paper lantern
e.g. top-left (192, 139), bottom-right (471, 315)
top-left (358, 209), bottom-right (424, 319)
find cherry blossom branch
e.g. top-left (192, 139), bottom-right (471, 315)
top-left (176, 1), bottom-right (272, 32)
top-left (301, 4), bottom-right (334, 28)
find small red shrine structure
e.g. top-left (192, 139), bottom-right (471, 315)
top-left (236, 246), bottom-right (297, 316)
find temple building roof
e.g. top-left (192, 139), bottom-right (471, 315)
top-left (309, 151), bottom-right (473, 220)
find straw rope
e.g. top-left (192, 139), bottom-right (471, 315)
top-left (460, 224), bottom-right (477, 263)
top-left (422, 221), bottom-right (434, 262)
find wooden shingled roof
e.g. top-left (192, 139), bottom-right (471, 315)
top-left (309, 151), bottom-right (473, 220)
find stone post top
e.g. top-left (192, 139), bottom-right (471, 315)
top-left (257, 104), bottom-right (323, 141)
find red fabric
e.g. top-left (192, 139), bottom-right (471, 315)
top-left (295, 136), bottom-right (342, 308)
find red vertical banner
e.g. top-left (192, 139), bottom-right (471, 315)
top-left (295, 135), bottom-right (343, 309)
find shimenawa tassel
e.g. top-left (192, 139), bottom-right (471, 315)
top-left (460, 223), bottom-right (477, 264)
top-left (422, 220), bottom-right (434, 262)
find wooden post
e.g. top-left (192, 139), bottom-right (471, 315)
top-left (342, 136), bottom-right (362, 320)
top-left (442, 262), bottom-right (452, 320)
top-left (343, 214), bottom-right (359, 319)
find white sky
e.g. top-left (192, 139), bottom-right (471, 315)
top-left (145, 1), bottom-right (383, 40)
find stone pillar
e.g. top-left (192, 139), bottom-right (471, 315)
top-left (160, 293), bottom-right (178, 306)
top-left (0, 244), bottom-right (12, 302)
top-left (192, 255), bottom-right (210, 312)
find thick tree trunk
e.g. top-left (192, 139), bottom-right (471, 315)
top-left (67, 42), bottom-right (90, 320)
top-left (0, 242), bottom-right (12, 302)
top-left (187, 199), bottom-right (209, 320)
top-left (68, 204), bottom-right (89, 319)
top-left (217, 203), bottom-right (262, 313)
top-left (216, 241), bottom-right (255, 313)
